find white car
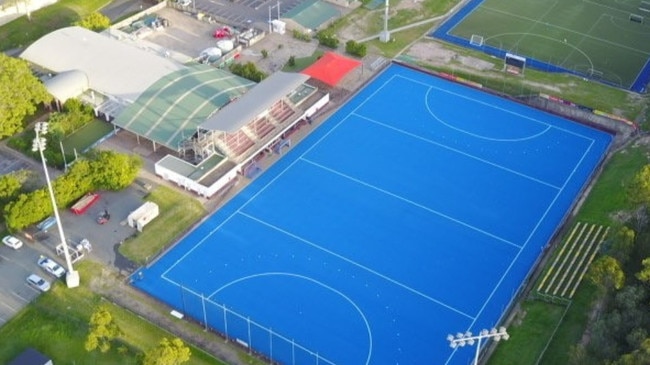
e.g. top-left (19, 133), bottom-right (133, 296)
top-left (37, 256), bottom-right (66, 278)
top-left (177, 0), bottom-right (191, 6)
top-left (2, 235), bottom-right (23, 250)
top-left (26, 274), bottom-right (51, 292)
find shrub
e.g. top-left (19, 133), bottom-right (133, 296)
top-left (292, 29), bottom-right (311, 42)
top-left (316, 31), bottom-right (339, 49)
top-left (346, 40), bottom-right (367, 58)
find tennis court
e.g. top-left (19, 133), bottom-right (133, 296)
top-left (133, 63), bottom-right (612, 365)
top-left (433, 0), bottom-right (650, 92)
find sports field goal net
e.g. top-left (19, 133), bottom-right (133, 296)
top-left (504, 53), bottom-right (526, 75)
top-left (630, 13), bottom-right (644, 23)
top-left (470, 34), bottom-right (484, 47)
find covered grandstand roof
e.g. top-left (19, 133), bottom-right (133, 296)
top-left (20, 26), bottom-right (184, 103)
top-left (201, 72), bottom-right (310, 133)
top-left (302, 52), bottom-right (361, 86)
top-left (284, 0), bottom-right (340, 30)
top-left (113, 64), bottom-right (255, 150)
top-left (43, 69), bottom-right (89, 103)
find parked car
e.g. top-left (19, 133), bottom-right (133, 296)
top-left (176, 0), bottom-right (191, 6)
top-left (26, 274), bottom-right (51, 292)
top-left (2, 235), bottom-right (23, 250)
top-left (37, 256), bottom-right (66, 278)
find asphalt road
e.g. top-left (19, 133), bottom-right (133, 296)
top-left (185, 0), bottom-right (307, 28)
top-left (0, 239), bottom-right (54, 326)
top-left (100, 0), bottom-right (151, 22)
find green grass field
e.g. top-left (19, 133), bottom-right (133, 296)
top-left (0, 262), bottom-right (223, 365)
top-left (62, 119), bottom-right (114, 157)
top-left (119, 185), bottom-right (207, 265)
top-left (447, 0), bottom-right (650, 89)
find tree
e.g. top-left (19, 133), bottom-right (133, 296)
top-left (142, 337), bottom-right (191, 365)
top-left (90, 150), bottom-right (142, 190)
top-left (0, 54), bottom-right (51, 138)
top-left (345, 40), bottom-right (367, 57)
top-left (604, 225), bottom-right (636, 265)
top-left (0, 173), bottom-right (23, 204)
top-left (627, 164), bottom-right (650, 205)
top-left (636, 258), bottom-right (650, 284)
top-left (229, 62), bottom-right (266, 82)
top-left (85, 306), bottom-right (122, 353)
top-left (316, 31), bottom-right (339, 48)
top-left (612, 338), bottom-right (650, 365)
top-left (75, 12), bottom-right (111, 31)
top-left (587, 255), bottom-right (625, 291)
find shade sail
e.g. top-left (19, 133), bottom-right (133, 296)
top-left (301, 52), bottom-right (361, 86)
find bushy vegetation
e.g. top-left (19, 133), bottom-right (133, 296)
top-left (345, 40), bottom-right (367, 57)
top-left (74, 12), bottom-right (111, 31)
top-left (8, 98), bottom-right (100, 168)
top-left (0, 54), bottom-right (51, 139)
top-left (292, 29), bottom-right (311, 42)
top-left (2, 150), bottom-right (142, 232)
top-left (229, 62), bottom-right (267, 82)
top-left (316, 31), bottom-right (339, 49)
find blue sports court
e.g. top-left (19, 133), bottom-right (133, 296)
top-left (133, 63), bottom-right (612, 365)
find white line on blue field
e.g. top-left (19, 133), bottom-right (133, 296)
top-left (238, 210), bottom-right (476, 320)
top-left (352, 112), bottom-right (561, 190)
top-left (300, 157), bottom-right (522, 250)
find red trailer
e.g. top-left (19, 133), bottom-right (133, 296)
top-left (70, 193), bottom-right (100, 215)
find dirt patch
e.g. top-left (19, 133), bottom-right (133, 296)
top-left (235, 32), bottom-right (319, 74)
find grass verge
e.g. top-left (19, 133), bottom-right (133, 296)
top-left (1, 0), bottom-right (110, 51)
top-left (119, 185), bottom-right (207, 265)
top-left (282, 49), bottom-right (325, 72)
top-left (489, 300), bottom-right (567, 364)
top-left (0, 261), bottom-right (221, 364)
top-left (489, 139), bottom-right (649, 364)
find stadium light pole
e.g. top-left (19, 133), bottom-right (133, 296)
top-left (32, 122), bottom-right (80, 288)
top-left (447, 327), bottom-right (509, 365)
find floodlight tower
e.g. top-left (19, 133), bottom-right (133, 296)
top-left (447, 327), bottom-right (509, 365)
top-left (33, 122), bottom-right (80, 288)
top-left (379, 0), bottom-right (390, 42)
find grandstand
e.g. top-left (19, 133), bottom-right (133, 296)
top-left (20, 25), bottom-right (335, 199)
top-left (154, 71), bottom-right (330, 198)
top-left (535, 222), bottom-right (610, 302)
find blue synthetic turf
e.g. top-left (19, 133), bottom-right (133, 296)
top-left (133, 63), bottom-right (612, 365)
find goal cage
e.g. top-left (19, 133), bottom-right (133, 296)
top-left (504, 53), bottom-right (526, 75)
top-left (470, 34), bottom-right (484, 47)
top-left (630, 13), bottom-right (644, 23)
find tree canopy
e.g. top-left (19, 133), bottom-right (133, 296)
top-left (0, 54), bottom-right (51, 138)
top-left (142, 337), bottom-right (191, 365)
top-left (627, 164), bottom-right (650, 205)
top-left (587, 255), bottom-right (625, 291)
top-left (3, 151), bottom-right (141, 231)
top-left (85, 306), bottom-right (122, 353)
top-left (74, 12), bottom-right (111, 32)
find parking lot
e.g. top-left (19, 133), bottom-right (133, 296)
top-left (0, 152), bottom-right (157, 325)
top-left (0, 236), bottom-right (53, 325)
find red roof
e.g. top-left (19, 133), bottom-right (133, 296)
top-left (301, 52), bottom-right (361, 86)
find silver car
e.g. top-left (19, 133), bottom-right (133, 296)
top-left (26, 274), bottom-right (51, 292)
top-left (37, 256), bottom-right (66, 278)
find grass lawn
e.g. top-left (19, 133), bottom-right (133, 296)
top-left (119, 185), bottom-right (207, 265)
top-left (282, 49), bottom-right (324, 72)
top-left (489, 140), bottom-right (649, 364)
top-left (488, 300), bottom-right (567, 365)
top-left (62, 119), bottom-right (114, 156)
top-left (577, 144), bottom-right (649, 224)
top-left (410, 46), bottom-right (642, 120)
top-left (0, 0), bottom-right (111, 51)
top-left (0, 261), bottom-right (222, 365)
